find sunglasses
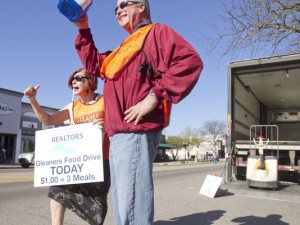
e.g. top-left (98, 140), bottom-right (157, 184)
top-left (72, 75), bottom-right (89, 82)
top-left (115, 1), bottom-right (139, 14)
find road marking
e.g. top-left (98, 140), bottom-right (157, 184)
top-left (0, 176), bottom-right (33, 184)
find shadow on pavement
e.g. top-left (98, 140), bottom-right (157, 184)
top-left (154, 210), bottom-right (226, 225)
top-left (231, 214), bottom-right (289, 225)
top-left (215, 188), bottom-right (234, 197)
top-left (154, 211), bottom-right (288, 225)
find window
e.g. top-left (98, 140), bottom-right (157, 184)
top-left (21, 135), bottom-right (35, 153)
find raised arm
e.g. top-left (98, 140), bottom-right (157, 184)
top-left (23, 84), bottom-right (70, 126)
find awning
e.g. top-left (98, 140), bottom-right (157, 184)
top-left (158, 143), bottom-right (172, 149)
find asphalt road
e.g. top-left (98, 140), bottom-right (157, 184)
top-left (1, 161), bottom-right (300, 225)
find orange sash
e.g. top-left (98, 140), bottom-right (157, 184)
top-left (100, 24), bottom-right (155, 79)
top-left (163, 100), bottom-right (172, 128)
top-left (100, 23), bottom-right (172, 128)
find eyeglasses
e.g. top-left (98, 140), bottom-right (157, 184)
top-left (72, 75), bottom-right (89, 82)
top-left (115, 1), bottom-right (139, 14)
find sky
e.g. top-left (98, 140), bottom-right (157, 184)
top-left (1, 0), bottom-right (244, 136)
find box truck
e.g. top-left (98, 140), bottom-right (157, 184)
top-left (226, 53), bottom-right (300, 185)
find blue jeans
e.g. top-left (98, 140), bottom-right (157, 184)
top-left (109, 132), bottom-right (162, 225)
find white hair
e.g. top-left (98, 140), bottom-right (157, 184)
top-left (135, 0), bottom-right (151, 18)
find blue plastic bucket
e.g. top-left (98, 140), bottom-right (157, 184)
top-left (57, 0), bottom-right (93, 22)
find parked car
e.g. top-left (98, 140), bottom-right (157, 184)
top-left (154, 153), bottom-right (170, 162)
top-left (18, 152), bottom-right (35, 168)
top-left (204, 153), bottom-right (213, 162)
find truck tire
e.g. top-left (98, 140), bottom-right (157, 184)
top-left (235, 175), bottom-right (246, 181)
top-left (21, 164), bottom-right (30, 168)
top-left (297, 159), bottom-right (300, 185)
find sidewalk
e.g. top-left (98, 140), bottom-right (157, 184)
top-left (154, 158), bottom-right (225, 166)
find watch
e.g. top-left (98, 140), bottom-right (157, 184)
top-left (149, 90), bottom-right (156, 97)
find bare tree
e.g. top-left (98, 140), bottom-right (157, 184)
top-left (212, 0), bottom-right (300, 56)
top-left (179, 127), bottom-right (204, 161)
top-left (201, 120), bottom-right (226, 152)
top-left (180, 127), bottom-right (203, 143)
top-left (166, 136), bottom-right (182, 161)
top-left (165, 134), bottom-right (202, 161)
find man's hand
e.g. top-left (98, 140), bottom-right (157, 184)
top-left (74, 13), bottom-right (89, 29)
top-left (124, 93), bottom-right (158, 125)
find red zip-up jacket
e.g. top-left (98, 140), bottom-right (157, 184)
top-left (75, 23), bottom-right (203, 136)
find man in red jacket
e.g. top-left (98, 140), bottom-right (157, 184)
top-left (72, 1), bottom-right (203, 224)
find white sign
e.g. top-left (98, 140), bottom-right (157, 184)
top-left (34, 123), bottom-right (103, 187)
top-left (22, 121), bottom-right (37, 129)
top-left (42, 124), bottom-right (55, 130)
top-left (0, 102), bottom-right (14, 114)
top-left (199, 175), bottom-right (223, 198)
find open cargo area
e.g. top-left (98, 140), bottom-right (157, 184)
top-left (227, 53), bottom-right (300, 184)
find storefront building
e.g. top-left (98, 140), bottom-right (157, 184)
top-left (0, 88), bottom-right (65, 164)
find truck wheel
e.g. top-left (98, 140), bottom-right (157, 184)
top-left (297, 159), bottom-right (300, 185)
top-left (21, 164), bottom-right (30, 168)
top-left (235, 175), bottom-right (245, 181)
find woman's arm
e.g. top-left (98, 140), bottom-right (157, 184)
top-left (24, 84), bottom-right (70, 126)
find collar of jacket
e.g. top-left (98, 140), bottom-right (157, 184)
top-left (134, 19), bottom-right (152, 32)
